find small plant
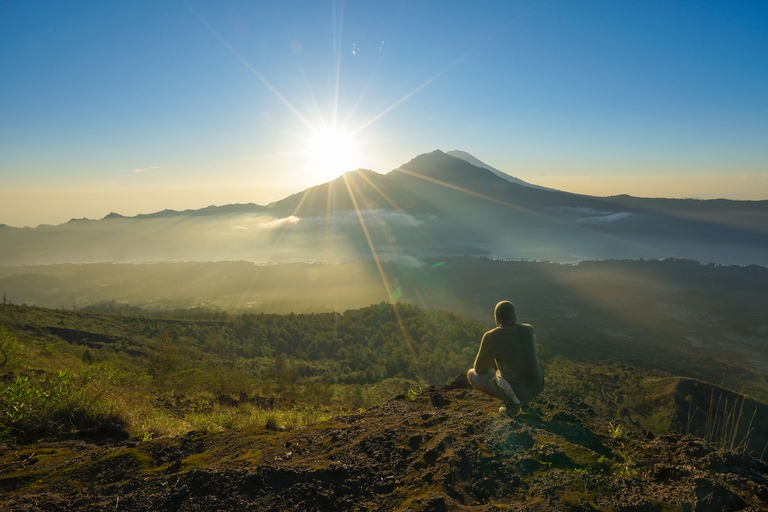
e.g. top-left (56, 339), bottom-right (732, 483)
top-left (608, 422), bottom-right (626, 439)
top-left (619, 464), bottom-right (638, 478)
top-left (572, 467), bottom-right (592, 492)
top-left (406, 386), bottom-right (422, 401)
top-left (615, 447), bottom-right (638, 478)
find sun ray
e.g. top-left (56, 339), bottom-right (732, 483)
top-left (325, 175), bottom-right (337, 251)
top-left (344, 4), bottom-right (542, 139)
top-left (250, 186), bottom-right (315, 285)
top-left (395, 167), bottom-right (544, 216)
top-left (342, 172), bottom-right (418, 358)
top-left (349, 13), bottom-right (520, 138)
top-left (332, 0), bottom-right (345, 128)
top-left (340, 45), bottom-right (390, 129)
top-left (353, 168), bottom-right (444, 250)
top-left (350, 54), bottom-right (469, 138)
top-left (182, 1), bottom-right (314, 131)
top-left (296, 64), bottom-right (325, 125)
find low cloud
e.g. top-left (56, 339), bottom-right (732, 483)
top-left (555, 206), bottom-right (615, 216)
top-left (260, 216), bottom-right (300, 229)
top-left (553, 206), bottom-right (633, 224)
top-left (298, 209), bottom-right (431, 229)
top-left (576, 212), bottom-right (633, 224)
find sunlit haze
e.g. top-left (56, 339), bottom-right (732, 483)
top-left (1, 1), bottom-right (767, 227)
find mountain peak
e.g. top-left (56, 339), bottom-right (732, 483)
top-left (446, 150), bottom-right (557, 192)
top-left (396, 150), bottom-right (497, 182)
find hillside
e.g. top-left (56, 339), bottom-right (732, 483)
top-left (2, 380), bottom-right (767, 511)
top-left (3, 258), bottom-right (767, 402)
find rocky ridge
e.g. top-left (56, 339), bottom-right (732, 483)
top-left (1, 377), bottom-right (767, 511)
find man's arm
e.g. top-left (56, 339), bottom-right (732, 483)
top-left (473, 332), bottom-right (495, 374)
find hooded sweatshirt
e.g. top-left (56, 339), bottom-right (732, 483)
top-left (473, 301), bottom-right (545, 404)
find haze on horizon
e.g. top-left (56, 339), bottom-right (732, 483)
top-left (2, 1), bottom-right (767, 228)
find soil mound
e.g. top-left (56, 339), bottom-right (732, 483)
top-left (2, 381), bottom-right (767, 511)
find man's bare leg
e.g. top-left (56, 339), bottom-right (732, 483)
top-left (466, 369), bottom-right (498, 398)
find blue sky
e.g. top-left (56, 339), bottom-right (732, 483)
top-left (1, 1), bottom-right (767, 226)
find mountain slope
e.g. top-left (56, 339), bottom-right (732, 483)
top-left (2, 381), bottom-right (767, 511)
top-left (446, 149), bottom-right (556, 191)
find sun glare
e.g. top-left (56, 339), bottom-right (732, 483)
top-left (306, 127), bottom-right (359, 183)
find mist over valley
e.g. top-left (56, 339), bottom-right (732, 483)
top-left (3, 151), bottom-right (767, 267)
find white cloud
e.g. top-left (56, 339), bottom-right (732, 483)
top-left (553, 206), bottom-right (634, 224)
top-left (132, 166), bottom-right (163, 173)
top-left (260, 216), bottom-right (300, 229)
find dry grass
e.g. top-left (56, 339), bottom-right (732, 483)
top-left (687, 388), bottom-right (756, 453)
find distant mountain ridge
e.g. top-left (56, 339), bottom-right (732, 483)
top-left (1, 149), bottom-right (767, 266)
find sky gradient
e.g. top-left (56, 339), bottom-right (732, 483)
top-left (1, 1), bottom-right (767, 227)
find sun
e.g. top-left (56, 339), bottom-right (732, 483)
top-left (305, 127), bottom-right (360, 183)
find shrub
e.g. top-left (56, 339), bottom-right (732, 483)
top-left (0, 368), bottom-right (127, 445)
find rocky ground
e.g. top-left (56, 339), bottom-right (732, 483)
top-left (1, 377), bottom-right (767, 511)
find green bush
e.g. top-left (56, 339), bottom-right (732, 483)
top-left (1, 368), bottom-right (126, 445)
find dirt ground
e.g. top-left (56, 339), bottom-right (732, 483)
top-left (2, 377), bottom-right (767, 511)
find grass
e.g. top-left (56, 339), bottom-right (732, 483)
top-left (0, 327), bottom-right (373, 446)
top-left (686, 388), bottom-right (757, 454)
top-left (0, 364), bottom-right (352, 445)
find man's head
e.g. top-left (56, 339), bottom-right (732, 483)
top-left (495, 300), bottom-right (517, 326)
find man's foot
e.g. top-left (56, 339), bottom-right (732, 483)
top-left (499, 404), bottom-right (521, 417)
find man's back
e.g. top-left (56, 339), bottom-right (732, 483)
top-left (474, 323), bottom-right (544, 405)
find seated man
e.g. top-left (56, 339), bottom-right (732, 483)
top-left (467, 300), bottom-right (545, 415)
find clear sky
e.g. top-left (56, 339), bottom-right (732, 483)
top-left (1, 1), bottom-right (767, 227)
